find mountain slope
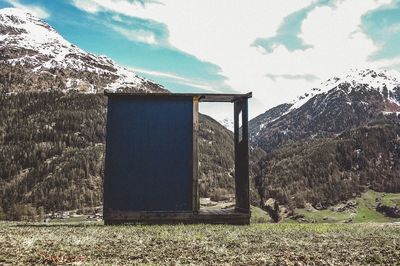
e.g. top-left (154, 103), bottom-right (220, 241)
top-left (250, 69), bottom-right (400, 210)
top-left (250, 69), bottom-right (400, 152)
top-left (0, 8), bottom-right (166, 93)
top-left (254, 119), bottom-right (400, 209)
top-left (249, 103), bottom-right (292, 141)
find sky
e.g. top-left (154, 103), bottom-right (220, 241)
top-left (1, 0), bottom-right (400, 121)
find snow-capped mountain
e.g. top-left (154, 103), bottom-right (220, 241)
top-left (218, 118), bottom-right (234, 132)
top-left (250, 68), bottom-right (400, 151)
top-left (0, 8), bottom-right (166, 93)
top-left (290, 68), bottom-right (400, 110)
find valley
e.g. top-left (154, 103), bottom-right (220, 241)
top-left (0, 8), bottom-right (400, 223)
top-left (1, 2), bottom-right (400, 265)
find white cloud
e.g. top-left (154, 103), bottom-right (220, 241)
top-left (70, 0), bottom-right (396, 118)
top-left (111, 14), bottom-right (123, 22)
top-left (133, 67), bottom-right (220, 92)
top-left (111, 25), bottom-right (156, 44)
top-left (385, 23), bottom-right (400, 34)
top-left (6, 0), bottom-right (50, 18)
top-left (72, 0), bottom-right (100, 13)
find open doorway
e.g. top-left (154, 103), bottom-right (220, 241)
top-left (198, 102), bottom-right (236, 212)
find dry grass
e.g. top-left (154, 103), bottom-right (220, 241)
top-left (0, 222), bottom-right (399, 265)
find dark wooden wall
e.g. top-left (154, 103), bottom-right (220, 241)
top-left (104, 96), bottom-right (194, 213)
top-left (234, 98), bottom-right (250, 213)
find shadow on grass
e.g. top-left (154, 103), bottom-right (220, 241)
top-left (9, 221), bottom-right (197, 228)
top-left (8, 221), bottom-right (240, 228)
top-left (11, 222), bottom-right (105, 228)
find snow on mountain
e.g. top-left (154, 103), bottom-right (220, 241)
top-left (0, 8), bottom-right (166, 93)
top-left (290, 68), bottom-right (400, 110)
top-left (249, 103), bottom-right (293, 138)
top-left (249, 68), bottom-right (400, 151)
top-left (218, 118), bottom-right (234, 132)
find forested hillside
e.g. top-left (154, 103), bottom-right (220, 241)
top-left (199, 115), bottom-right (263, 204)
top-left (0, 91), bottom-right (104, 219)
top-left (248, 69), bottom-right (400, 213)
top-left (254, 117), bottom-right (400, 209)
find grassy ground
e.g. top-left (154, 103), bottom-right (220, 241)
top-left (0, 222), bottom-right (399, 265)
top-left (368, 190), bottom-right (400, 207)
top-left (294, 190), bottom-right (400, 223)
top-left (250, 206), bottom-right (271, 223)
top-left (354, 191), bottom-right (392, 223)
top-left (295, 208), bottom-right (350, 223)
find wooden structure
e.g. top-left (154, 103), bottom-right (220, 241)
top-left (103, 92), bottom-right (252, 224)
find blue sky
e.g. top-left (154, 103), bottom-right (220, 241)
top-left (1, 0), bottom-right (400, 119)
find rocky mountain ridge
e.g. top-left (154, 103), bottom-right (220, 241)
top-left (250, 68), bottom-right (400, 152)
top-left (0, 8), bottom-right (166, 93)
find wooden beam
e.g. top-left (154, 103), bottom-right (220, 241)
top-left (104, 209), bottom-right (250, 225)
top-left (234, 99), bottom-right (250, 213)
top-left (192, 97), bottom-right (200, 212)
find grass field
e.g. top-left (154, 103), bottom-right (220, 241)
top-left (0, 222), bottom-right (399, 265)
top-left (294, 190), bottom-right (400, 223)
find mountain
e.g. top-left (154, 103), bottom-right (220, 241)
top-left (0, 9), bottom-right (246, 219)
top-left (254, 120), bottom-right (400, 209)
top-left (0, 8), bottom-right (166, 93)
top-left (250, 69), bottom-right (400, 210)
top-left (218, 118), bottom-right (234, 132)
top-left (199, 114), bottom-right (263, 205)
top-left (249, 103), bottom-right (292, 141)
top-left (250, 68), bottom-right (400, 152)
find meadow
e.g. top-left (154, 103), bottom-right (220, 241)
top-left (0, 221), bottom-right (399, 265)
top-left (294, 190), bottom-right (400, 223)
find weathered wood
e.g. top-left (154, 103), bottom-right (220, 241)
top-left (104, 209), bottom-right (250, 225)
top-left (234, 99), bottom-right (250, 213)
top-left (103, 97), bottom-right (194, 212)
top-left (192, 97), bottom-right (199, 212)
top-left (105, 92), bottom-right (252, 103)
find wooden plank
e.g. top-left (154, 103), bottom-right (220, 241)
top-left (234, 99), bottom-right (250, 213)
top-left (104, 209), bottom-right (250, 225)
top-left (105, 92), bottom-right (253, 103)
top-left (104, 97), bottom-right (194, 213)
top-left (192, 97), bottom-right (199, 212)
